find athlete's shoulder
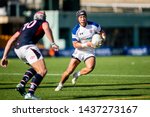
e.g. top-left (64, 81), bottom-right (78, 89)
top-left (72, 24), bottom-right (80, 35)
top-left (87, 21), bottom-right (99, 27)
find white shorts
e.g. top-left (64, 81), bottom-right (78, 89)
top-left (14, 45), bottom-right (43, 64)
top-left (72, 49), bottom-right (95, 62)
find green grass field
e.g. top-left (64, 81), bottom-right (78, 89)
top-left (0, 56), bottom-right (150, 100)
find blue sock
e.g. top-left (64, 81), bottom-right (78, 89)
top-left (20, 68), bottom-right (36, 86)
top-left (28, 74), bottom-right (43, 95)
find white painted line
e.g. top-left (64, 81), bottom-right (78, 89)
top-left (0, 73), bottom-right (150, 78)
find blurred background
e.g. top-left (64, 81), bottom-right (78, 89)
top-left (0, 0), bottom-right (150, 57)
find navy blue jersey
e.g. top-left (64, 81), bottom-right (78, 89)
top-left (15, 20), bottom-right (46, 49)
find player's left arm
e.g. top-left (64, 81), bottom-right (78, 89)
top-left (96, 23), bottom-right (106, 45)
top-left (42, 22), bottom-right (59, 51)
top-left (98, 29), bottom-right (106, 45)
top-left (100, 30), bottom-right (106, 40)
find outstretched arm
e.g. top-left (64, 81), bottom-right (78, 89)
top-left (0, 31), bottom-right (20, 67)
top-left (42, 22), bottom-right (59, 51)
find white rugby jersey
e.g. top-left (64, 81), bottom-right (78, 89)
top-left (72, 21), bottom-right (101, 51)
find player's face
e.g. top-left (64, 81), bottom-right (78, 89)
top-left (78, 15), bottom-right (87, 27)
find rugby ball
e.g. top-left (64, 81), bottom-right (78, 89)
top-left (91, 34), bottom-right (103, 48)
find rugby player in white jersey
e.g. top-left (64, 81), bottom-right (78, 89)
top-left (55, 10), bottom-right (106, 91)
top-left (0, 11), bottom-right (59, 99)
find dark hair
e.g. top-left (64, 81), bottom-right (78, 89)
top-left (76, 10), bottom-right (87, 18)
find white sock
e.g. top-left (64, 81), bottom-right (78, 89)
top-left (77, 71), bottom-right (81, 77)
top-left (58, 82), bottom-right (63, 86)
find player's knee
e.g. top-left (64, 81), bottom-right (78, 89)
top-left (38, 69), bottom-right (47, 77)
top-left (87, 66), bottom-right (94, 72)
top-left (42, 69), bottom-right (47, 76)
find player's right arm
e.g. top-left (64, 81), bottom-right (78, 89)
top-left (72, 26), bottom-right (94, 49)
top-left (72, 41), bottom-right (93, 48)
top-left (0, 31), bottom-right (20, 67)
top-left (72, 34), bottom-right (93, 48)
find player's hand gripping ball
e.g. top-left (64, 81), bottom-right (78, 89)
top-left (92, 34), bottom-right (104, 48)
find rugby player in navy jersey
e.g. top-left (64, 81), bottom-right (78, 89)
top-left (0, 11), bottom-right (59, 99)
top-left (55, 10), bottom-right (106, 91)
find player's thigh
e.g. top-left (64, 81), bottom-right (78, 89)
top-left (31, 59), bottom-right (47, 73)
top-left (66, 58), bottom-right (80, 73)
top-left (25, 45), bottom-right (43, 64)
top-left (85, 56), bottom-right (96, 69)
top-left (25, 46), bottom-right (47, 74)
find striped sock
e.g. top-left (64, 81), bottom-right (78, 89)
top-left (20, 68), bottom-right (36, 86)
top-left (28, 74), bottom-right (43, 95)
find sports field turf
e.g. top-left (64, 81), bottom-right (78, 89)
top-left (0, 56), bottom-right (150, 100)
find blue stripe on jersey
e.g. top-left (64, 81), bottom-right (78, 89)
top-left (72, 24), bottom-right (80, 35)
top-left (87, 21), bottom-right (99, 28)
top-left (72, 38), bottom-right (78, 42)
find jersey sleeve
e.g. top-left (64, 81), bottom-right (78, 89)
top-left (87, 21), bottom-right (101, 34)
top-left (72, 24), bottom-right (80, 42)
top-left (72, 33), bottom-right (79, 42)
top-left (96, 24), bottom-right (101, 33)
top-left (93, 22), bottom-right (101, 34)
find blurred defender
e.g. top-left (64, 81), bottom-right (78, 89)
top-left (55, 10), bottom-right (106, 91)
top-left (0, 11), bottom-right (59, 99)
